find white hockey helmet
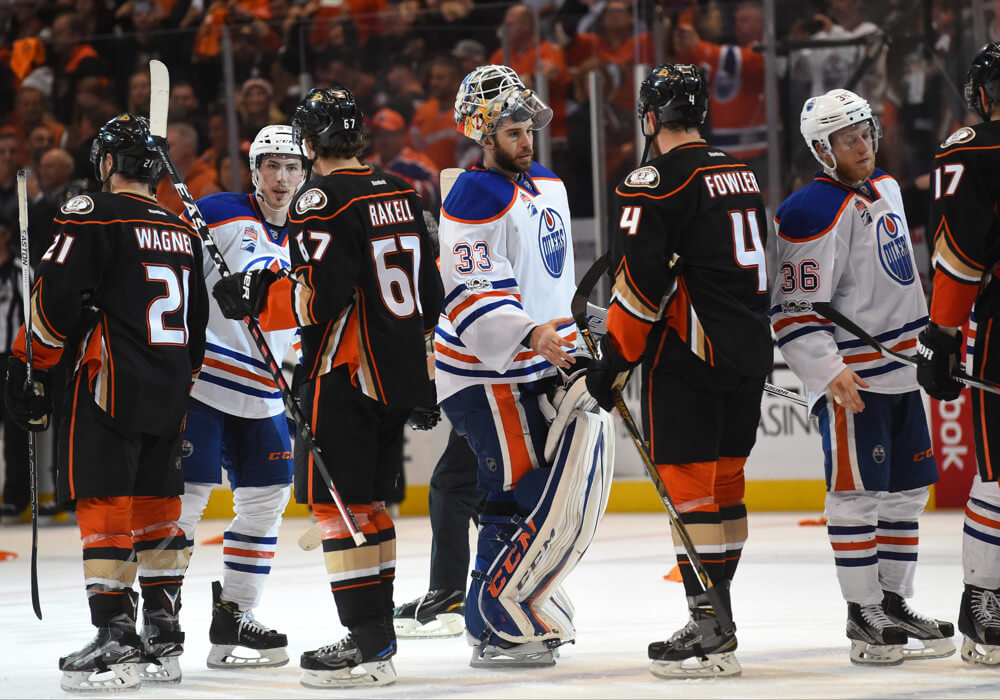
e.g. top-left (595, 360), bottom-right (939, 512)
top-left (453, 64), bottom-right (552, 142)
top-left (800, 89), bottom-right (882, 177)
top-left (249, 124), bottom-right (309, 190)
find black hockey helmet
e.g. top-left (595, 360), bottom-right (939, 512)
top-left (637, 63), bottom-right (708, 134)
top-left (966, 42), bottom-right (1000, 121)
top-left (89, 113), bottom-right (163, 186)
top-left (291, 87), bottom-right (364, 153)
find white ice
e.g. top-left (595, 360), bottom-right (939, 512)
top-left (1, 510), bottom-right (996, 698)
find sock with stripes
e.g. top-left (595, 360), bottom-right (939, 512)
top-left (825, 490), bottom-right (881, 605)
top-left (964, 474), bottom-right (1000, 590)
top-left (133, 496), bottom-right (190, 633)
top-left (672, 510), bottom-right (727, 600)
top-left (371, 501), bottom-right (396, 619)
top-left (720, 504), bottom-right (748, 583)
top-left (315, 503), bottom-right (383, 629)
top-left (77, 497), bottom-right (140, 627)
top-left (875, 487), bottom-right (927, 597)
top-left (221, 485), bottom-right (290, 609)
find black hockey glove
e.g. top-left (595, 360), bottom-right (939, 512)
top-left (407, 405), bottom-right (441, 431)
top-left (585, 334), bottom-right (635, 412)
top-left (4, 356), bottom-right (52, 432)
top-left (916, 323), bottom-right (964, 401)
top-left (212, 269), bottom-right (279, 320)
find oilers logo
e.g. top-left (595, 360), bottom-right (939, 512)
top-left (876, 212), bottom-right (914, 285)
top-left (245, 255), bottom-right (290, 274)
top-left (538, 208), bottom-right (566, 278)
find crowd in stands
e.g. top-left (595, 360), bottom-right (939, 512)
top-left (0, 0), bottom-right (988, 225)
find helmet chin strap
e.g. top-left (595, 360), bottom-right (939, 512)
top-left (254, 191), bottom-right (289, 225)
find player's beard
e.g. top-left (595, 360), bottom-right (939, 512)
top-left (493, 142), bottom-right (533, 175)
top-left (836, 150), bottom-right (875, 186)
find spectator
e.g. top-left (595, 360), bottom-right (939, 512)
top-left (369, 108), bottom-right (440, 212)
top-left (34, 148), bottom-right (76, 205)
top-left (217, 151), bottom-right (252, 194)
top-left (237, 77), bottom-right (285, 142)
top-left (309, 0), bottom-right (388, 48)
top-left (48, 12), bottom-right (108, 123)
top-left (10, 85), bottom-right (67, 156)
top-left (65, 97), bottom-right (117, 183)
top-left (26, 124), bottom-right (55, 175)
top-left (411, 57), bottom-right (466, 169)
top-left (314, 54), bottom-right (377, 115)
top-left (381, 61), bottom-right (425, 122)
top-left (156, 122), bottom-right (221, 215)
top-left (199, 101), bottom-right (250, 166)
top-left (451, 39), bottom-right (487, 78)
top-left (0, 133), bottom-right (20, 227)
top-left (126, 68), bottom-right (150, 116)
top-left (193, 0), bottom-right (278, 61)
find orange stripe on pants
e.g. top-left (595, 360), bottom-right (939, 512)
top-left (833, 402), bottom-right (856, 491)
top-left (491, 384), bottom-right (534, 488)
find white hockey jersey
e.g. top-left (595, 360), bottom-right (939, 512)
top-left (186, 193), bottom-right (299, 418)
top-left (436, 162), bottom-right (577, 401)
top-left (770, 170), bottom-right (928, 407)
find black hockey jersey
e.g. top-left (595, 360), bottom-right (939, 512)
top-left (259, 165), bottom-right (444, 408)
top-left (14, 190), bottom-right (209, 435)
top-left (927, 121), bottom-right (1000, 328)
top-left (606, 142), bottom-right (772, 377)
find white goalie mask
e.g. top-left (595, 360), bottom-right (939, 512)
top-left (249, 124), bottom-right (309, 192)
top-left (453, 64), bottom-right (553, 142)
top-left (800, 89), bottom-right (882, 178)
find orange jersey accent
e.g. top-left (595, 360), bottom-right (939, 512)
top-left (411, 97), bottom-right (461, 169)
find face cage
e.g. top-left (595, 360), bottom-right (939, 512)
top-left (456, 66), bottom-right (524, 119)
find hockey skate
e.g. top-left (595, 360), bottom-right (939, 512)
top-left (138, 607), bottom-right (185, 683)
top-left (393, 589), bottom-right (465, 638)
top-left (846, 602), bottom-right (907, 665)
top-left (207, 581), bottom-right (289, 669)
top-left (300, 621), bottom-right (397, 688)
top-left (881, 591), bottom-right (955, 660)
top-left (648, 594), bottom-right (740, 679)
top-left (958, 584), bottom-right (1000, 666)
top-left (59, 610), bottom-right (142, 693)
top-left (469, 634), bottom-right (563, 668)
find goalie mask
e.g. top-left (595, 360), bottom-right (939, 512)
top-left (800, 89), bottom-right (882, 178)
top-left (90, 113), bottom-right (163, 188)
top-left (966, 42), bottom-right (1000, 122)
top-left (249, 124), bottom-right (309, 192)
top-left (454, 64), bottom-right (552, 142)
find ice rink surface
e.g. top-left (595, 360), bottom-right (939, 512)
top-left (1, 510), bottom-right (997, 699)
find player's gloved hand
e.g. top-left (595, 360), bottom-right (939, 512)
top-left (407, 405), bottom-right (441, 431)
top-left (4, 356), bottom-right (52, 432)
top-left (916, 323), bottom-right (964, 401)
top-left (585, 334), bottom-right (635, 412)
top-left (212, 269), bottom-right (278, 320)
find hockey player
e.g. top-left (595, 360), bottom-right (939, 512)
top-left (586, 64), bottom-right (771, 678)
top-left (436, 64), bottom-right (614, 667)
top-left (919, 42), bottom-right (1000, 666)
top-left (212, 86), bottom-right (444, 688)
top-left (172, 124), bottom-right (307, 671)
top-left (3, 113), bottom-right (209, 692)
top-left (772, 88), bottom-right (954, 666)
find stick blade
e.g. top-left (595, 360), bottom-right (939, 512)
top-left (148, 60), bottom-right (170, 138)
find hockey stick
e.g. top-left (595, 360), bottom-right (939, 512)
top-left (570, 254), bottom-right (733, 631)
top-left (146, 60), bottom-right (366, 546)
top-left (16, 170), bottom-right (41, 620)
top-left (811, 301), bottom-right (1000, 396)
top-left (440, 168), bottom-right (463, 202)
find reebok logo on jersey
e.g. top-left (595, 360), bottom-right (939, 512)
top-left (61, 195), bottom-right (94, 215)
top-left (625, 166), bottom-right (659, 188)
top-left (296, 188), bottom-right (327, 214)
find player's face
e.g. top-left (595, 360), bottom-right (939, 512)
top-left (829, 121), bottom-right (875, 184)
top-left (257, 155), bottom-right (305, 209)
top-left (486, 119), bottom-right (534, 175)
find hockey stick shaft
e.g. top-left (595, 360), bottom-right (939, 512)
top-left (811, 301), bottom-right (1000, 396)
top-left (146, 62), bottom-right (365, 545)
top-left (571, 255), bottom-right (732, 629)
top-left (16, 170), bottom-right (41, 620)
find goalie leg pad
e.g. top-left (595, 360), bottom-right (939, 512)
top-left (477, 409), bottom-right (614, 643)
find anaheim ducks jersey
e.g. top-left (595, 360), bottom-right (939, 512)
top-left (771, 169), bottom-right (928, 403)
top-left (185, 193), bottom-right (299, 419)
top-left (607, 142), bottom-right (771, 377)
top-left (258, 164), bottom-right (443, 408)
top-left (435, 162), bottom-right (577, 402)
top-left (927, 122), bottom-right (1000, 329)
top-left (14, 191), bottom-right (209, 435)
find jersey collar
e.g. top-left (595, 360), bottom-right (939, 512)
top-left (472, 160), bottom-right (540, 196)
top-left (249, 193), bottom-right (289, 246)
top-left (814, 172), bottom-right (880, 202)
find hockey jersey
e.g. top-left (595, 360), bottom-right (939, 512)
top-left (185, 192), bottom-right (299, 419)
top-left (435, 162), bottom-right (577, 401)
top-left (14, 191), bottom-right (209, 435)
top-left (258, 165), bottom-right (443, 408)
top-left (927, 122), bottom-right (1000, 329)
top-left (771, 169), bottom-right (928, 404)
top-left (607, 143), bottom-right (772, 377)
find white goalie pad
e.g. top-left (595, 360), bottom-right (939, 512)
top-left (478, 405), bottom-right (614, 643)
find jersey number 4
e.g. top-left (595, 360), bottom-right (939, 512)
top-left (371, 235), bottom-right (422, 318)
top-left (729, 209), bottom-right (767, 293)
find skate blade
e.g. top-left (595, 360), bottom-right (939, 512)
top-left (961, 637), bottom-right (1000, 666)
top-left (60, 663), bottom-right (140, 693)
top-left (469, 642), bottom-right (557, 668)
top-left (299, 660), bottom-right (396, 688)
top-left (649, 652), bottom-right (742, 679)
top-left (395, 613), bottom-right (465, 638)
top-left (207, 644), bottom-right (289, 669)
top-left (849, 640), bottom-right (905, 665)
top-left (137, 655), bottom-right (182, 683)
top-left (901, 636), bottom-right (956, 660)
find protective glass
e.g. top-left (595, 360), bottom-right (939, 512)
top-left (830, 117), bottom-right (882, 152)
top-left (482, 88), bottom-right (553, 137)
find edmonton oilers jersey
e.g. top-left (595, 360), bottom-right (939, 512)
top-left (771, 169), bottom-right (928, 403)
top-left (185, 193), bottom-right (299, 419)
top-left (436, 161), bottom-right (577, 401)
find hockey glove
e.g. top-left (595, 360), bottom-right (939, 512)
top-left (916, 324), bottom-right (964, 401)
top-left (212, 269), bottom-right (278, 320)
top-left (4, 356), bottom-right (52, 432)
top-left (585, 334), bottom-right (635, 412)
top-left (407, 405), bottom-right (441, 431)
